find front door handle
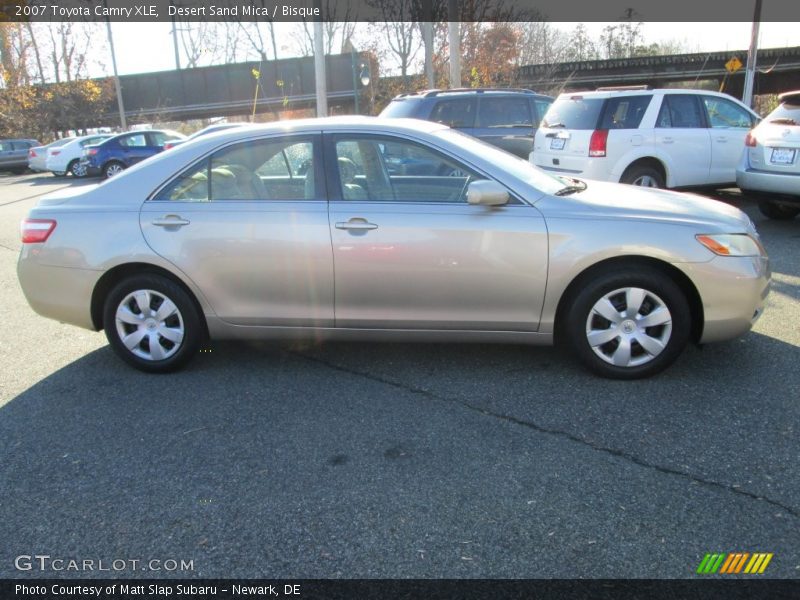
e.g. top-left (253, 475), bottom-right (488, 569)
top-left (152, 215), bottom-right (190, 227)
top-left (335, 219), bottom-right (378, 231)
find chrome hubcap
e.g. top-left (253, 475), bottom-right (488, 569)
top-left (633, 175), bottom-right (659, 187)
top-left (585, 287), bottom-right (672, 368)
top-left (115, 289), bottom-right (184, 361)
top-left (72, 163), bottom-right (86, 177)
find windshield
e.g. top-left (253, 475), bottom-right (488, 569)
top-left (542, 96), bottom-right (605, 129)
top-left (433, 128), bottom-right (565, 195)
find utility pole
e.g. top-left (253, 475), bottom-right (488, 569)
top-left (170, 15), bottom-right (181, 70)
top-left (104, 14), bottom-right (126, 130)
top-left (422, 22), bottom-right (434, 89)
top-left (742, 0), bottom-right (762, 108)
top-left (313, 18), bottom-right (327, 117)
top-left (447, 0), bottom-right (460, 88)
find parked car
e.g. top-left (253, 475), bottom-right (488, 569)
top-left (736, 90), bottom-right (800, 219)
top-left (164, 123), bottom-right (246, 150)
top-left (0, 138), bottom-right (40, 174)
top-left (18, 117), bottom-right (769, 379)
top-left (80, 129), bottom-right (185, 178)
top-left (379, 88), bottom-right (554, 158)
top-left (46, 134), bottom-right (113, 177)
top-left (28, 138), bottom-right (75, 173)
top-left (532, 88), bottom-right (760, 189)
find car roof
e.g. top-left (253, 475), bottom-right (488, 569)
top-left (778, 90), bottom-right (800, 105)
top-left (390, 88), bottom-right (552, 101)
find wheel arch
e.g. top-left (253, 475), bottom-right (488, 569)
top-left (554, 255), bottom-right (704, 345)
top-left (90, 262), bottom-right (208, 337)
top-left (619, 157), bottom-right (669, 187)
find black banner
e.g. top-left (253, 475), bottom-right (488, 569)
top-left (2, 0), bottom-right (800, 23)
top-left (3, 579), bottom-right (800, 600)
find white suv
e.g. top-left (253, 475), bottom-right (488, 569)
top-left (532, 88), bottom-right (760, 189)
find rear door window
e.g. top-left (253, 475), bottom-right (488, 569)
top-left (656, 95), bottom-right (706, 128)
top-left (429, 98), bottom-right (476, 128)
top-left (477, 97), bottom-right (532, 127)
top-left (119, 134), bottom-right (148, 147)
top-left (542, 96), bottom-right (605, 129)
top-left (599, 95), bottom-right (652, 129)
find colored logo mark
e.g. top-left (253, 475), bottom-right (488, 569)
top-left (697, 552), bottom-right (773, 574)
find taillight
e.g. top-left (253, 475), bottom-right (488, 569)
top-left (164, 142), bottom-right (174, 150)
top-left (745, 131), bottom-right (757, 147)
top-left (588, 129), bottom-right (608, 157)
top-left (21, 219), bottom-right (56, 244)
top-left (28, 149), bottom-right (36, 157)
top-left (87, 148), bottom-right (98, 156)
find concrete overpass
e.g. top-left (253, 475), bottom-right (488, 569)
top-left (517, 46), bottom-right (800, 97)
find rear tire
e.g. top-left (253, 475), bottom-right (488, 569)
top-left (563, 268), bottom-right (690, 379)
top-left (758, 200), bottom-right (800, 220)
top-left (103, 274), bottom-right (202, 373)
top-left (103, 161), bottom-right (125, 179)
top-left (68, 159), bottom-right (87, 178)
top-left (621, 165), bottom-right (665, 188)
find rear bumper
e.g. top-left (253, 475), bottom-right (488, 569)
top-left (682, 254), bottom-right (770, 343)
top-left (17, 252), bottom-right (100, 331)
top-left (736, 167), bottom-right (800, 199)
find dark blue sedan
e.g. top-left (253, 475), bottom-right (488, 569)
top-left (80, 130), bottom-right (185, 179)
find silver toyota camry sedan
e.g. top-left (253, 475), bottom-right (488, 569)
top-left (18, 117), bottom-right (769, 378)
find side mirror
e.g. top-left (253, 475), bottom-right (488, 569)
top-left (466, 180), bottom-right (509, 206)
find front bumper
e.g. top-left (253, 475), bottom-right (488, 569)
top-left (737, 167), bottom-right (800, 199)
top-left (681, 254), bottom-right (770, 344)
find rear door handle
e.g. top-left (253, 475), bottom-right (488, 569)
top-left (661, 137), bottom-right (674, 144)
top-left (335, 220), bottom-right (378, 231)
top-left (152, 215), bottom-right (190, 227)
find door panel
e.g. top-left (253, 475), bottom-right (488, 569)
top-left (656, 95), bottom-right (711, 186)
top-left (330, 202), bottom-right (548, 330)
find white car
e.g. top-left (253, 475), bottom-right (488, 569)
top-left (28, 138), bottom-right (74, 172)
top-left (532, 88), bottom-right (760, 189)
top-left (736, 90), bottom-right (800, 219)
top-left (46, 133), bottom-right (113, 177)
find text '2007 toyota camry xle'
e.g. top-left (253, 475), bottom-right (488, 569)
top-left (18, 118), bottom-right (770, 379)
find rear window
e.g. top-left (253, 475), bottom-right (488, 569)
top-left (768, 101), bottom-right (800, 125)
top-left (542, 96), bottom-right (605, 130)
top-left (599, 95), bottom-right (652, 129)
top-left (379, 99), bottom-right (419, 119)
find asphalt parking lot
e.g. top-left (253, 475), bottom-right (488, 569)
top-left (0, 172), bottom-right (798, 579)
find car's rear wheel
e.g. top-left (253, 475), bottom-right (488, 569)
top-left (68, 159), bottom-right (87, 178)
top-left (621, 165), bottom-right (665, 188)
top-left (52, 170), bottom-right (66, 177)
top-left (758, 200), bottom-right (800, 220)
top-left (103, 274), bottom-right (202, 373)
top-left (564, 269), bottom-right (690, 379)
top-left (103, 161), bottom-right (125, 179)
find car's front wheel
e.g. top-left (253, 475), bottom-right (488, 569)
top-left (758, 200), bottom-right (800, 220)
top-left (563, 268), bottom-right (690, 379)
top-left (103, 274), bottom-right (202, 373)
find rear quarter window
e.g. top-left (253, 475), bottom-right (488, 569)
top-left (599, 95), bottom-right (652, 129)
top-left (542, 97), bottom-right (605, 130)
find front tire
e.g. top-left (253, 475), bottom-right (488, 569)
top-left (621, 165), bottom-right (665, 188)
top-left (563, 268), bottom-right (690, 379)
top-left (103, 274), bottom-right (202, 373)
top-left (758, 200), bottom-right (800, 220)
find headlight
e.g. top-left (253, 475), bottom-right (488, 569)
top-left (696, 233), bottom-right (765, 257)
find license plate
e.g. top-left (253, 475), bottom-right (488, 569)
top-left (550, 138), bottom-right (566, 150)
top-left (770, 148), bottom-right (796, 165)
